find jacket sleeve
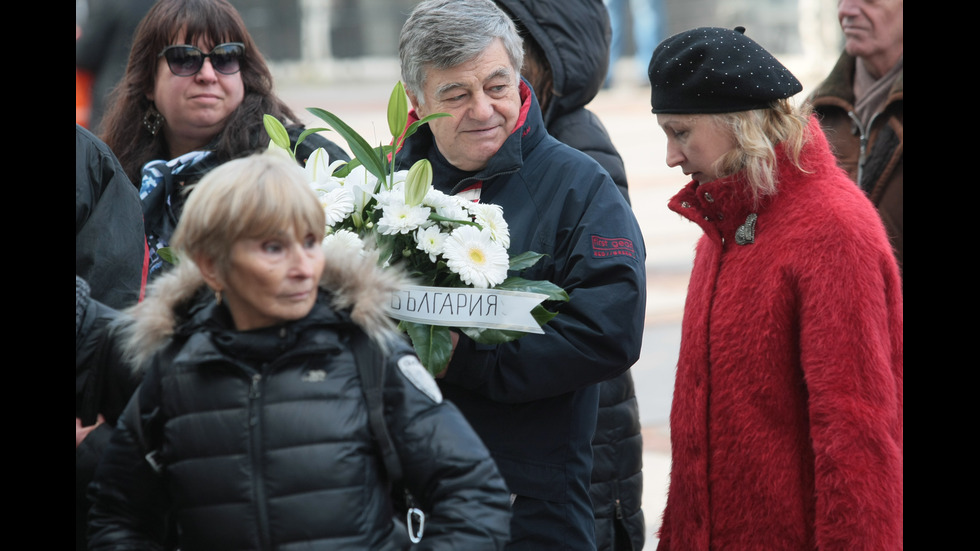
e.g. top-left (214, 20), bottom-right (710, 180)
top-left (77, 277), bottom-right (143, 533)
top-left (444, 170), bottom-right (647, 403)
top-left (798, 222), bottom-right (903, 550)
top-left (382, 344), bottom-right (512, 550)
top-left (87, 363), bottom-right (173, 551)
top-left (76, 124), bottom-right (148, 309)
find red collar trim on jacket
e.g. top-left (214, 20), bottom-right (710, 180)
top-left (514, 80), bottom-right (532, 134)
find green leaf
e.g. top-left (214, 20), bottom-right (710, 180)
top-left (332, 143), bottom-right (392, 178)
top-left (295, 127), bottom-right (330, 154)
top-left (402, 321), bottom-right (455, 376)
top-left (428, 213), bottom-right (480, 227)
top-left (387, 82), bottom-right (408, 139)
top-left (263, 115), bottom-right (292, 153)
top-left (307, 107), bottom-right (387, 181)
top-left (403, 113), bottom-right (451, 145)
top-left (508, 251), bottom-right (546, 271)
top-left (458, 326), bottom-right (527, 345)
top-left (332, 158), bottom-right (359, 177)
top-left (531, 304), bottom-right (559, 325)
top-left (158, 247), bottom-right (178, 265)
top-left (496, 277), bottom-right (569, 302)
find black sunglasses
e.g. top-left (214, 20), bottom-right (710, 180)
top-left (158, 42), bottom-right (245, 77)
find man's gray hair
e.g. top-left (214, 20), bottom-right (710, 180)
top-left (399, 0), bottom-right (524, 105)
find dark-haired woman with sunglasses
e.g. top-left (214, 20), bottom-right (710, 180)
top-left (99, 0), bottom-right (349, 281)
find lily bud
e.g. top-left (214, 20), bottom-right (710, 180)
top-left (405, 159), bottom-right (432, 207)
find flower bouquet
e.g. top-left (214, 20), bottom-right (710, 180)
top-left (264, 82), bottom-right (568, 375)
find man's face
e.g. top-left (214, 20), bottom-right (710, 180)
top-left (407, 38), bottom-right (522, 172)
top-left (838, 0), bottom-right (903, 66)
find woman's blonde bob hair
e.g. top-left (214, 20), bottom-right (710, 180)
top-left (711, 99), bottom-right (813, 202)
top-left (170, 150), bottom-right (325, 272)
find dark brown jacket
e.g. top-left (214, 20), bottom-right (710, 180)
top-left (809, 52), bottom-right (903, 281)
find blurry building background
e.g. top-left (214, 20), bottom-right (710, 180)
top-left (229, 0), bottom-right (842, 86)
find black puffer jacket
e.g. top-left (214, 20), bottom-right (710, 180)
top-left (494, 1), bottom-right (644, 548)
top-left (77, 276), bottom-right (142, 551)
top-left (88, 243), bottom-right (512, 550)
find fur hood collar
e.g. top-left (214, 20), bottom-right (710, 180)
top-left (120, 239), bottom-right (413, 370)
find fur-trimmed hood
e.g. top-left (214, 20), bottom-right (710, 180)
top-left (119, 239), bottom-right (414, 371)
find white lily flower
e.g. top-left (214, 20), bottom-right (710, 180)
top-left (305, 148), bottom-right (347, 185)
top-left (342, 165), bottom-right (383, 214)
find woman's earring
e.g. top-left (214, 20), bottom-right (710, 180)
top-left (143, 105), bottom-right (165, 136)
top-left (215, 289), bottom-right (223, 305)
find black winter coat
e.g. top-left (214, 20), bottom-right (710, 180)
top-left (493, 1), bottom-right (645, 547)
top-left (76, 276), bottom-right (142, 551)
top-left (88, 246), bottom-right (511, 551)
top-left (76, 124), bottom-right (147, 309)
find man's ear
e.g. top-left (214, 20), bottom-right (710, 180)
top-left (405, 85), bottom-right (424, 116)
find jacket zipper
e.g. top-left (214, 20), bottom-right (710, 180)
top-left (847, 110), bottom-right (883, 191)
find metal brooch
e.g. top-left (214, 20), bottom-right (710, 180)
top-left (735, 213), bottom-right (757, 246)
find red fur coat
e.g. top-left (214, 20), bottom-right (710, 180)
top-left (657, 118), bottom-right (903, 550)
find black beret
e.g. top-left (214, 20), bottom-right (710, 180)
top-left (648, 26), bottom-right (802, 114)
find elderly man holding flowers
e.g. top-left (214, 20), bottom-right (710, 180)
top-left (390, 0), bottom-right (647, 548)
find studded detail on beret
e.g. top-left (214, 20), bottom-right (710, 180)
top-left (648, 26), bottom-right (802, 114)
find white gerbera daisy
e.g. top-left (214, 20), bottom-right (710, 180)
top-left (317, 187), bottom-right (356, 226)
top-left (377, 202), bottom-right (431, 235)
top-left (322, 228), bottom-right (365, 252)
top-left (416, 225), bottom-right (448, 263)
top-left (443, 225), bottom-right (510, 288)
top-left (469, 202), bottom-right (510, 248)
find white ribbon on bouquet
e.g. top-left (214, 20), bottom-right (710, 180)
top-left (386, 285), bottom-right (548, 333)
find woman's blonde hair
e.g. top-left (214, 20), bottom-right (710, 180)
top-left (712, 99), bottom-right (813, 203)
top-left (171, 151), bottom-right (325, 273)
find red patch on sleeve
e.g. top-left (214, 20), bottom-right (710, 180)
top-left (591, 235), bottom-right (637, 259)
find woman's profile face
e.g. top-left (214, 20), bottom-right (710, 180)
top-left (148, 33), bottom-right (245, 156)
top-left (656, 114), bottom-right (735, 185)
top-left (217, 229), bottom-right (325, 331)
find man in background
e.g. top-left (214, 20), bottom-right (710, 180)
top-left (809, 0), bottom-right (903, 282)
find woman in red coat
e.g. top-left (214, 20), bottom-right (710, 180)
top-left (647, 27), bottom-right (903, 550)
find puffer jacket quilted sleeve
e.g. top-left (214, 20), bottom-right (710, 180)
top-left (380, 340), bottom-right (513, 550)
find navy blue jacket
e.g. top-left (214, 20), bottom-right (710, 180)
top-left (397, 80), bottom-right (646, 544)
